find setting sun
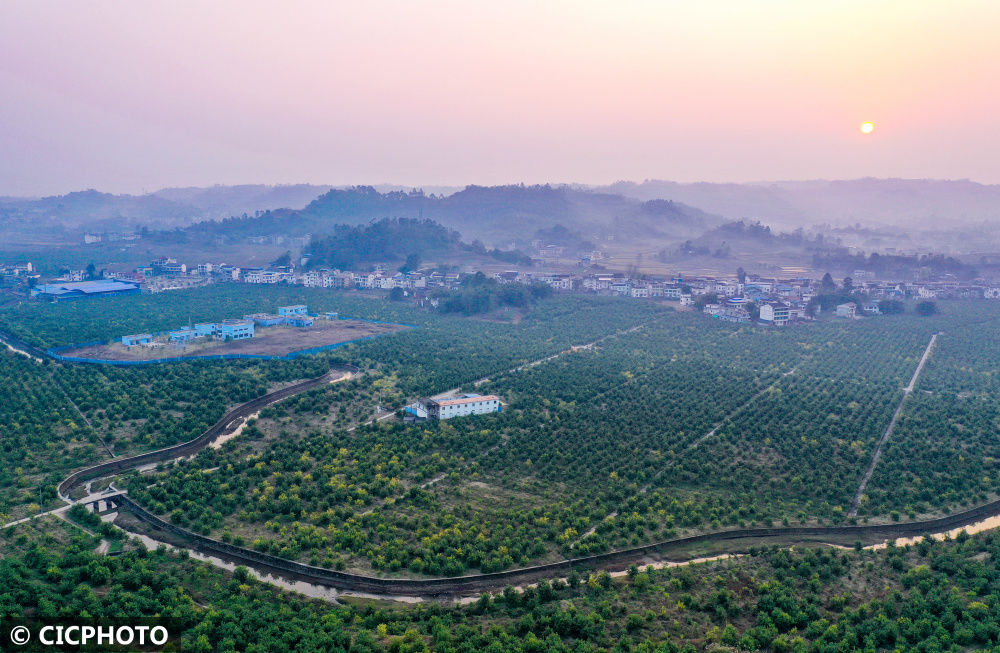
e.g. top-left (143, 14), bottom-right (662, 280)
top-left (861, 122), bottom-right (875, 134)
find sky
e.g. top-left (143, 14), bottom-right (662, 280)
top-left (1, 0), bottom-right (999, 196)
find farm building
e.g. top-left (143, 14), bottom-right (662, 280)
top-left (32, 280), bottom-right (140, 302)
top-left (216, 319), bottom-right (255, 340)
top-left (421, 394), bottom-right (502, 420)
top-left (244, 313), bottom-right (285, 327)
top-left (121, 333), bottom-right (152, 347)
top-left (169, 328), bottom-right (198, 343)
top-left (278, 305), bottom-right (308, 316)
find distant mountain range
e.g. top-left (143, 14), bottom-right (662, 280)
top-left (597, 178), bottom-right (1000, 230)
top-left (4, 179), bottom-right (1000, 256)
top-left (186, 184), bottom-right (720, 246)
top-left (0, 184), bottom-right (334, 233)
top-left (150, 184), bottom-right (335, 221)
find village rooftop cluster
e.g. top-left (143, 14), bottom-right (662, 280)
top-left (6, 254), bottom-right (994, 325)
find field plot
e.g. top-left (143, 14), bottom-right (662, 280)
top-left (863, 306), bottom-right (1000, 518)
top-left (59, 319), bottom-right (408, 361)
top-left (96, 291), bottom-right (1000, 580)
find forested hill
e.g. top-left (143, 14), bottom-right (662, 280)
top-left (0, 184), bottom-right (332, 234)
top-left (0, 189), bottom-right (197, 232)
top-left (186, 184), bottom-right (720, 245)
top-left (305, 218), bottom-right (531, 270)
top-left (308, 218), bottom-right (453, 269)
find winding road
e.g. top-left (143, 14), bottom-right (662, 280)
top-left (10, 326), bottom-right (1000, 600)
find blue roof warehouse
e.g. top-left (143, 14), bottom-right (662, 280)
top-left (31, 280), bottom-right (141, 301)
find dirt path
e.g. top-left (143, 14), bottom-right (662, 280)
top-left (2, 340), bottom-right (42, 361)
top-left (57, 366), bottom-right (357, 500)
top-left (848, 332), bottom-right (940, 517)
top-left (2, 505), bottom-right (69, 529)
top-left (355, 322), bottom-right (656, 516)
top-left (571, 366), bottom-right (797, 547)
top-left (431, 322), bottom-right (650, 399)
top-left (50, 372), bottom-right (117, 458)
top-left (110, 488), bottom-right (1000, 600)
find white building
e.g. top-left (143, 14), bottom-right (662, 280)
top-left (583, 276), bottom-right (614, 291)
top-left (715, 281), bottom-right (741, 296)
top-left (836, 302), bottom-right (857, 319)
top-left (759, 302), bottom-right (791, 326)
top-left (540, 274), bottom-right (573, 290)
top-left (302, 270), bottom-right (325, 287)
top-left (662, 286), bottom-right (682, 300)
top-left (422, 394), bottom-right (502, 420)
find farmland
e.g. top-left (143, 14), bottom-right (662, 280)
top-left (6, 284), bottom-right (1000, 652)
top-left (112, 293), bottom-right (1000, 578)
top-left (7, 496), bottom-right (1000, 652)
top-left (0, 285), bottom-right (663, 523)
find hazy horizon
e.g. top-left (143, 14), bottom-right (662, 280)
top-left (5, 176), bottom-right (1000, 202)
top-left (3, 1), bottom-right (999, 196)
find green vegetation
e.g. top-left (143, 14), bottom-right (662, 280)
top-left (0, 285), bottom-right (661, 522)
top-left (306, 218), bottom-right (463, 270)
top-left (10, 282), bottom-right (1000, 650)
top-left (0, 351), bottom-right (103, 520)
top-left (435, 273), bottom-right (553, 316)
top-left (864, 315), bottom-right (1000, 517)
top-left (122, 297), bottom-right (1000, 576)
top-left (812, 250), bottom-right (977, 279)
top-left (0, 284), bottom-right (425, 348)
top-left (7, 514), bottom-right (1000, 651)
top-left (298, 217), bottom-right (531, 271)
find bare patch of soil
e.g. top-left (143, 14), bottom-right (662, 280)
top-left (63, 320), bottom-right (409, 361)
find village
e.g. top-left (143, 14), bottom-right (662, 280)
top-left (2, 252), bottom-right (990, 327)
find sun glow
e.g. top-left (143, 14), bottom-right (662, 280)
top-left (861, 122), bottom-right (875, 134)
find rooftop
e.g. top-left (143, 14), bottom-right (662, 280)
top-left (427, 394), bottom-right (501, 407)
top-left (36, 280), bottom-right (139, 294)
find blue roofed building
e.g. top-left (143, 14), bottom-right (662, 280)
top-left (244, 313), bottom-right (285, 327)
top-left (169, 327), bottom-right (198, 342)
top-left (31, 280), bottom-right (141, 301)
top-left (215, 319), bottom-right (255, 340)
top-left (121, 333), bottom-right (152, 347)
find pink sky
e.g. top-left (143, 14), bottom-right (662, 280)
top-left (1, 0), bottom-right (998, 195)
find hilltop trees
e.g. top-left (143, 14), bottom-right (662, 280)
top-left (878, 299), bottom-right (905, 315)
top-left (398, 253), bottom-right (421, 273)
top-left (435, 273), bottom-right (553, 316)
top-left (306, 218), bottom-right (462, 270)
